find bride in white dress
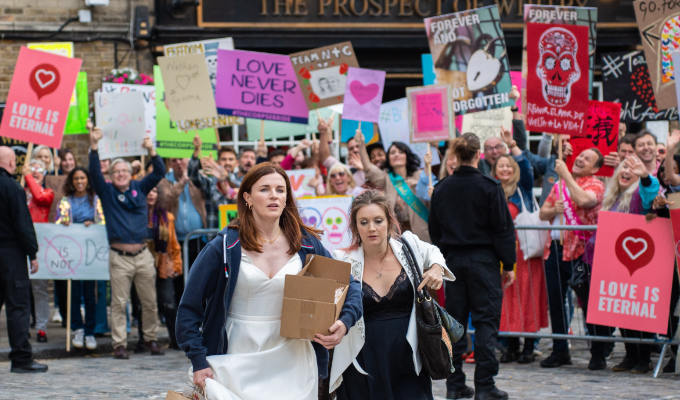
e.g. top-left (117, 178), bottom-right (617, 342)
top-left (177, 163), bottom-right (362, 400)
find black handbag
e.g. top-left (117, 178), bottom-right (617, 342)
top-left (400, 236), bottom-right (462, 380)
top-left (568, 258), bottom-right (591, 302)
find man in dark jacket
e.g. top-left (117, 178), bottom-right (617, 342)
top-left (430, 133), bottom-right (515, 400)
top-left (0, 146), bottom-right (47, 373)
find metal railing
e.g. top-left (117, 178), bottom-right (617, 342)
top-left (181, 223), bottom-right (679, 378)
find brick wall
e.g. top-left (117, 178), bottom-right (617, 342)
top-left (0, 0), bottom-right (155, 166)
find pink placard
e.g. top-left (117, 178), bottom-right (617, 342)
top-left (342, 67), bottom-right (385, 123)
top-left (0, 47), bottom-right (82, 148)
top-left (215, 49), bottom-right (308, 123)
top-left (586, 211), bottom-right (676, 334)
top-left (416, 92), bottom-right (444, 132)
top-left (408, 85), bottom-right (453, 143)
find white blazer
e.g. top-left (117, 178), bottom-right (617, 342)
top-left (329, 231), bottom-right (455, 392)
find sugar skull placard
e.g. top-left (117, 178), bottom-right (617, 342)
top-left (525, 22), bottom-right (589, 135)
top-left (297, 195), bottom-right (353, 252)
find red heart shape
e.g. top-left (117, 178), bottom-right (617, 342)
top-left (615, 228), bottom-right (655, 276)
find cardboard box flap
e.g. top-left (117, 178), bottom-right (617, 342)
top-left (302, 254), bottom-right (351, 284)
top-left (284, 275), bottom-right (343, 303)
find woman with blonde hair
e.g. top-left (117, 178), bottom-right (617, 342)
top-left (324, 163), bottom-right (364, 197)
top-left (176, 162), bottom-right (362, 400)
top-left (32, 145), bottom-right (54, 174)
top-left (492, 147), bottom-right (549, 364)
top-left (332, 190), bottom-right (454, 399)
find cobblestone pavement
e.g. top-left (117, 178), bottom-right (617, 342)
top-left (1, 342), bottom-right (680, 400)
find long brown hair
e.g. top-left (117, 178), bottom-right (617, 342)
top-left (229, 162), bottom-right (320, 255)
top-left (346, 190), bottom-right (401, 251)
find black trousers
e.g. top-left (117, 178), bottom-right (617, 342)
top-left (157, 276), bottom-right (178, 347)
top-left (445, 249), bottom-right (502, 392)
top-left (544, 240), bottom-right (573, 353)
top-left (0, 247), bottom-right (33, 366)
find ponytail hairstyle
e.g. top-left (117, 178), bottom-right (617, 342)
top-left (452, 133), bottom-right (481, 163)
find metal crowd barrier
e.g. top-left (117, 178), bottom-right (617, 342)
top-left (181, 224), bottom-right (679, 378)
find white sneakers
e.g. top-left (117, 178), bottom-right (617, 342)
top-left (85, 335), bottom-right (97, 350)
top-left (72, 329), bottom-right (84, 349)
top-left (72, 329), bottom-right (97, 350)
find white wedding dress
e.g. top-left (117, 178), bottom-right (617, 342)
top-left (202, 253), bottom-right (318, 400)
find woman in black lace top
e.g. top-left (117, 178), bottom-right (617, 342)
top-left (330, 190), bottom-right (455, 399)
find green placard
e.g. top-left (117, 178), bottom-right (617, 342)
top-left (245, 105), bottom-right (341, 141)
top-left (64, 72), bottom-right (88, 135)
top-left (154, 65), bottom-right (217, 158)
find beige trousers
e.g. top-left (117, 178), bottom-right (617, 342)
top-left (109, 248), bottom-right (158, 347)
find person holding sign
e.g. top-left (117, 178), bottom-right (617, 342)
top-left (23, 157), bottom-right (55, 344)
top-left (176, 163), bottom-right (362, 400)
top-left (332, 190), bottom-right (454, 399)
top-left (583, 156), bottom-right (660, 373)
top-left (538, 149), bottom-right (605, 369)
top-left (0, 146), bottom-right (47, 373)
top-left (354, 130), bottom-right (430, 242)
top-left (494, 128), bottom-right (549, 365)
top-left (55, 167), bottom-right (105, 351)
top-left (88, 121), bottom-right (166, 360)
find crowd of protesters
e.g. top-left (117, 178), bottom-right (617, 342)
top-left (1, 88), bottom-right (680, 399)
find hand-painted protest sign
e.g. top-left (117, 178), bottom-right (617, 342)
top-left (407, 85), bottom-right (454, 143)
top-left (27, 42), bottom-right (76, 106)
top-left (424, 5), bottom-right (513, 115)
top-left (94, 91), bottom-right (146, 159)
top-left (342, 67), bottom-right (385, 123)
top-left (64, 72), bottom-right (88, 134)
top-left (218, 203), bottom-right (238, 230)
top-left (567, 100), bottom-right (621, 177)
top-left (586, 211), bottom-right (675, 334)
top-left (674, 52), bottom-right (680, 110)
top-left (0, 47), bottom-right (81, 148)
top-left (287, 168), bottom-right (317, 199)
top-left (163, 37), bottom-right (242, 129)
top-left (32, 223), bottom-right (110, 280)
top-left (297, 195), bottom-right (353, 253)
top-left (461, 107), bottom-right (512, 145)
top-left (158, 54), bottom-right (217, 123)
top-left (216, 49), bottom-right (308, 123)
top-left (601, 51), bottom-right (679, 122)
top-left (153, 65), bottom-right (217, 159)
top-left (290, 42), bottom-right (359, 110)
top-left (245, 105), bottom-right (339, 141)
top-left (521, 5), bottom-right (597, 113)
top-left (525, 23), bottom-right (589, 136)
top-left (633, 0), bottom-right (680, 110)
top-left (102, 83), bottom-right (156, 141)
top-left (379, 98), bottom-right (440, 167)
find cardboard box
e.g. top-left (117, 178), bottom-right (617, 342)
top-left (280, 254), bottom-right (351, 339)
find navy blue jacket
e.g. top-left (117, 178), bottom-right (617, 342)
top-left (176, 227), bottom-right (363, 378)
top-left (89, 150), bottom-right (165, 243)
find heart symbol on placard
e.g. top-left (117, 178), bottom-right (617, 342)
top-left (466, 50), bottom-right (502, 92)
top-left (176, 75), bottom-right (190, 90)
top-left (622, 237), bottom-right (647, 260)
top-left (350, 80), bottom-right (379, 105)
top-left (29, 63), bottom-right (61, 100)
top-left (629, 65), bottom-right (659, 112)
top-left (615, 228), bottom-right (655, 276)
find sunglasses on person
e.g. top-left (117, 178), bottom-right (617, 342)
top-left (329, 171), bottom-right (347, 179)
top-left (30, 166), bottom-right (45, 174)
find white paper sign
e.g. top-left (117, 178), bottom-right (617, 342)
top-left (297, 196), bottom-right (353, 253)
top-left (378, 98), bottom-right (441, 167)
top-left (461, 107), bottom-right (513, 145)
top-left (287, 168), bottom-right (317, 199)
top-left (102, 83), bottom-right (156, 143)
top-left (31, 223), bottom-right (110, 280)
top-left (95, 90), bottom-right (147, 159)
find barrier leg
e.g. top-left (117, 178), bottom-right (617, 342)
top-left (653, 343), bottom-right (668, 378)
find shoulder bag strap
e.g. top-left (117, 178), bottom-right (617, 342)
top-left (399, 236), bottom-right (428, 301)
